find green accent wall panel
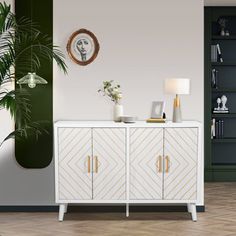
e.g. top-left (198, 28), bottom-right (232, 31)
top-left (15, 0), bottom-right (53, 168)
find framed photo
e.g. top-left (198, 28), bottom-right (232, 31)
top-left (67, 29), bottom-right (100, 66)
top-left (151, 101), bottom-right (165, 119)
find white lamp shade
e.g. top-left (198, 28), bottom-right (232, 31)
top-left (165, 78), bottom-right (190, 95)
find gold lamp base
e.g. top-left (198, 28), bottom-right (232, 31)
top-left (173, 94), bottom-right (182, 123)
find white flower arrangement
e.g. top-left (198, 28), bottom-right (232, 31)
top-left (98, 80), bottom-right (122, 104)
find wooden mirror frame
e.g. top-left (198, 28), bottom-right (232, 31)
top-left (67, 29), bottom-right (100, 66)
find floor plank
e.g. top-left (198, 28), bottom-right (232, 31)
top-left (0, 183), bottom-right (236, 236)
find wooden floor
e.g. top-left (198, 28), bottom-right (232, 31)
top-left (0, 183), bottom-right (236, 236)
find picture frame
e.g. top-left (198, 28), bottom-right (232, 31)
top-left (67, 28), bottom-right (100, 66)
top-left (151, 101), bottom-right (165, 119)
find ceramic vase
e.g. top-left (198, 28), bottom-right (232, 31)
top-left (113, 104), bottom-right (123, 122)
top-left (220, 28), bottom-right (225, 36)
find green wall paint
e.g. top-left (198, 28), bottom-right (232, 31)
top-left (15, 0), bottom-right (53, 168)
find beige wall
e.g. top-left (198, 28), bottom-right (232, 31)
top-left (0, 0), bottom-right (204, 205)
top-left (53, 0), bottom-right (204, 122)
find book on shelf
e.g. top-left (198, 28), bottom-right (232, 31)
top-left (211, 44), bottom-right (224, 63)
top-left (215, 120), bottom-right (219, 138)
top-left (220, 120), bottom-right (224, 138)
top-left (211, 68), bottom-right (218, 89)
top-left (211, 45), bottom-right (217, 62)
top-left (211, 118), bottom-right (216, 139)
top-left (216, 44), bottom-right (224, 63)
top-left (212, 119), bottom-right (224, 139)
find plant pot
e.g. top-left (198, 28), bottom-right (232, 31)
top-left (113, 104), bottom-right (123, 122)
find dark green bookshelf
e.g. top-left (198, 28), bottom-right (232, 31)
top-left (205, 7), bottom-right (236, 181)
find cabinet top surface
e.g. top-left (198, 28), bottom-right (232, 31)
top-left (54, 120), bottom-right (201, 128)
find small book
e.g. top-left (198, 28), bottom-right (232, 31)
top-left (146, 118), bottom-right (166, 123)
top-left (211, 69), bottom-right (219, 89)
top-left (221, 120), bottom-right (224, 138)
top-left (211, 119), bottom-right (216, 139)
top-left (211, 45), bottom-right (218, 62)
top-left (218, 120), bottom-right (222, 138)
top-left (219, 120), bottom-right (224, 138)
top-left (211, 69), bottom-right (216, 88)
top-left (215, 121), bottom-right (219, 139)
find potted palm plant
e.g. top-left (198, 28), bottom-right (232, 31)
top-left (0, 2), bottom-right (67, 146)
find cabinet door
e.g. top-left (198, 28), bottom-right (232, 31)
top-left (58, 128), bottom-right (92, 200)
top-left (93, 128), bottom-right (126, 200)
top-left (163, 128), bottom-right (198, 200)
top-left (130, 128), bottom-right (163, 200)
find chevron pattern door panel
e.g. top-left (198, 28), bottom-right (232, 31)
top-left (130, 128), bottom-right (163, 200)
top-left (58, 128), bottom-right (92, 200)
top-left (164, 128), bottom-right (198, 200)
top-left (93, 128), bottom-right (126, 200)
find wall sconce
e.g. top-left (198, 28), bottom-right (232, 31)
top-left (17, 72), bottom-right (48, 88)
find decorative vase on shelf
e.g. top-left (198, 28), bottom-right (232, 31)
top-left (220, 28), bottom-right (225, 36)
top-left (113, 103), bottom-right (123, 122)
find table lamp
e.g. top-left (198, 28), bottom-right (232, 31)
top-left (165, 78), bottom-right (190, 123)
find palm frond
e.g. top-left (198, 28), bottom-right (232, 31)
top-left (0, 120), bottom-right (50, 147)
top-left (15, 33), bottom-right (67, 75)
top-left (0, 89), bottom-right (31, 128)
top-left (0, 2), bottom-right (15, 34)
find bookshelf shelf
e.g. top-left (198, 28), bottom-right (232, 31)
top-left (211, 62), bottom-right (236, 66)
top-left (212, 35), bottom-right (236, 40)
top-left (212, 138), bottom-right (236, 143)
top-left (212, 88), bottom-right (236, 93)
top-left (205, 7), bottom-right (236, 181)
top-left (212, 113), bottom-right (236, 118)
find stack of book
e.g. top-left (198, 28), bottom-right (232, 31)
top-left (211, 44), bottom-right (223, 63)
top-left (211, 118), bottom-right (224, 139)
top-left (146, 113), bottom-right (166, 123)
top-left (146, 118), bottom-right (166, 123)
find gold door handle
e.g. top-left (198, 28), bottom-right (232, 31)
top-left (165, 156), bottom-right (170, 173)
top-left (156, 155), bottom-right (162, 173)
top-left (87, 156), bottom-right (91, 173)
top-left (94, 156), bottom-right (98, 173)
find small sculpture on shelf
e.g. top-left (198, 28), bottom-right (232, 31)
top-left (213, 95), bottom-right (229, 113)
top-left (221, 95), bottom-right (228, 111)
top-left (218, 18), bottom-right (229, 36)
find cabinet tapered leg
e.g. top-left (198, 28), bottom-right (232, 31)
top-left (64, 204), bottom-right (68, 213)
top-left (126, 203), bottom-right (129, 217)
top-left (190, 203), bottom-right (197, 222)
top-left (59, 204), bottom-right (66, 222)
top-left (187, 203), bottom-right (191, 213)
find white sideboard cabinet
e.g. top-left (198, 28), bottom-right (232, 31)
top-left (54, 121), bottom-right (203, 222)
